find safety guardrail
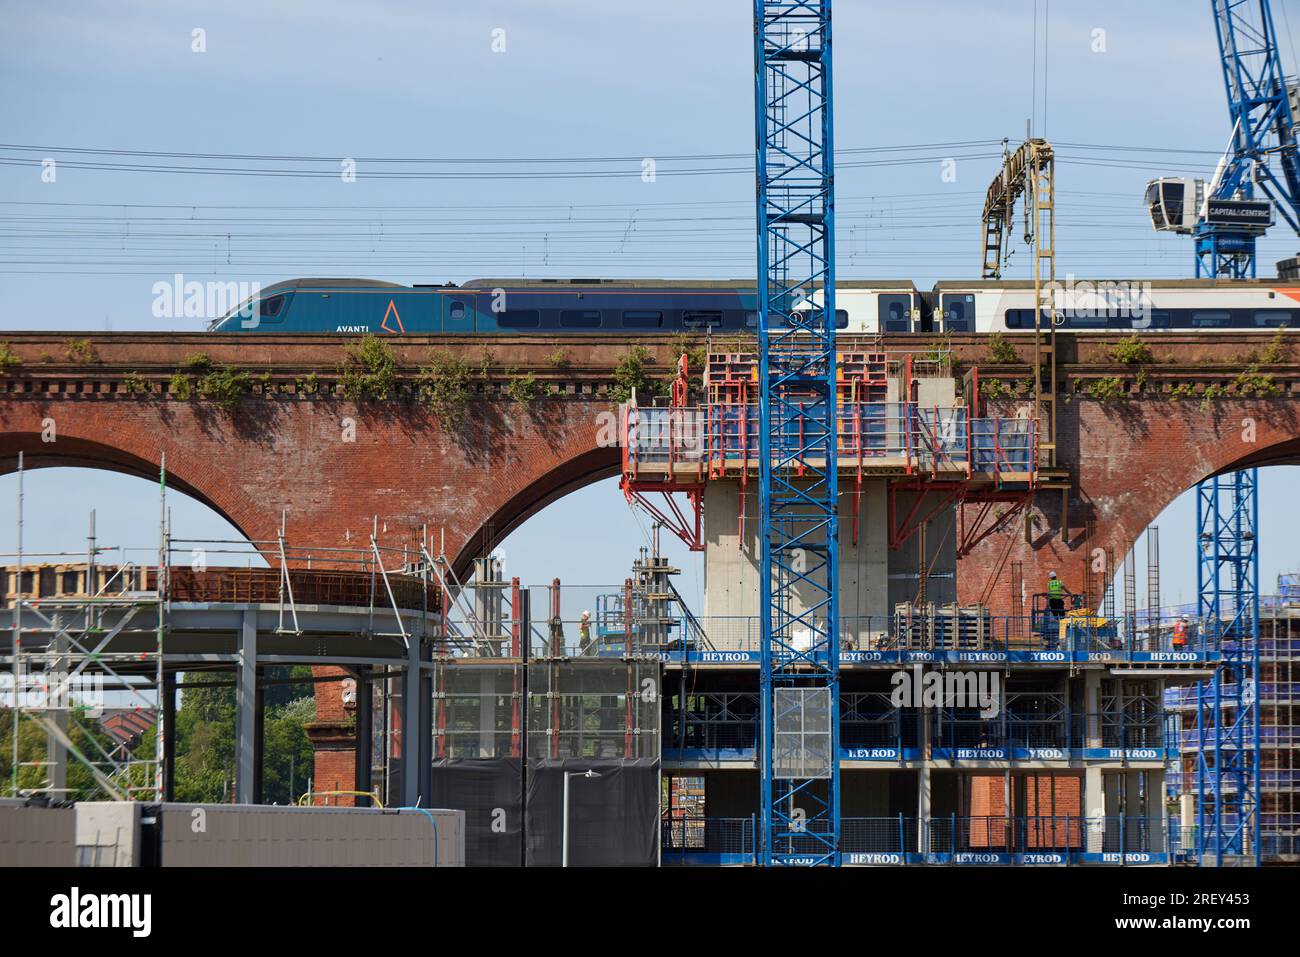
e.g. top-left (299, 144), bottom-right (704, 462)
top-left (454, 611), bottom-right (1228, 662)
top-left (660, 816), bottom-right (756, 864)
top-left (661, 816), bottom-right (1174, 864)
top-left (663, 707), bottom-right (1170, 762)
top-left (621, 404), bottom-right (1036, 478)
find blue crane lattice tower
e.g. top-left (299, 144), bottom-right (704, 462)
top-left (1197, 0), bottom-right (1300, 278)
top-left (1194, 470), bottom-right (1262, 865)
top-left (754, 0), bottom-right (841, 866)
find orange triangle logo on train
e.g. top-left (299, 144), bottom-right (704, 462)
top-left (380, 299), bottom-right (405, 334)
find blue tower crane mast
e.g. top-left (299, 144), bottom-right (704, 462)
top-left (1146, 0), bottom-right (1300, 278)
top-left (753, 0), bottom-right (841, 866)
top-left (1194, 470), bottom-right (1262, 866)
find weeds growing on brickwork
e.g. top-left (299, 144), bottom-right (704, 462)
top-left (169, 372), bottom-right (193, 400)
top-left (612, 345), bottom-right (669, 404)
top-left (985, 333), bottom-right (1019, 364)
top-left (1088, 376), bottom-right (1127, 402)
top-left (65, 338), bottom-right (98, 363)
top-left (1108, 334), bottom-right (1154, 366)
top-left (121, 373), bottom-right (148, 396)
top-left (417, 350), bottom-right (473, 427)
top-left (339, 335), bottom-right (397, 401)
top-left (196, 366), bottom-right (252, 409)
top-left (506, 369), bottom-right (538, 405)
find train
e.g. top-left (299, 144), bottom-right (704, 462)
top-left (208, 276), bottom-right (1300, 334)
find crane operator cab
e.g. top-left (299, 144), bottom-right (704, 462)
top-left (1145, 177), bottom-right (1203, 234)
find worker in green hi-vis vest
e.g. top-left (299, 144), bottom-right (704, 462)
top-left (1046, 571), bottom-right (1071, 619)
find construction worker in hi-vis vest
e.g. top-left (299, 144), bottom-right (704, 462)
top-left (1172, 615), bottom-right (1189, 649)
top-left (578, 610), bottom-right (592, 655)
top-left (1047, 571), bottom-right (1068, 617)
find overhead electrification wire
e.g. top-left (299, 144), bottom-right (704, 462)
top-left (0, 140), bottom-right (1005, 164)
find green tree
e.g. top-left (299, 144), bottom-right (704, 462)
top-left (262, 697), bottom-right (316, 805)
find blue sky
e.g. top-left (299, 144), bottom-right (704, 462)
top-left (1, 0), bottom-right (1298, 613)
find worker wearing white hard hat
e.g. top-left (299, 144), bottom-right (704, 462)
top-left (578, 610), bottom-right (593, 655)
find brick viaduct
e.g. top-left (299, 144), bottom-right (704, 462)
top-left (1, 329), bottom-right (1297, 793)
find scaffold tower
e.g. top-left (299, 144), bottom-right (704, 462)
top-left (1195, 469), bottom-right (1262, 865)
top-left (754, 0), bottom-right (840, 866)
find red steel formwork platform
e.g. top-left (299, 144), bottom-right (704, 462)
top-left (619, 351), bottom-right (1040, 554)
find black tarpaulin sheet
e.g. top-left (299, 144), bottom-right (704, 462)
top-left (429, 757), bottom-right (523, 867)
top-left (525, 758), bottom-right (660, 867)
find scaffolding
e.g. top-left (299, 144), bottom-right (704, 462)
top-left (2, 458), bottom-right (447, 809)
top-left (1195, 471), bottom-right (1262, 865)
top-left (4, 452), bottom-right (166, 801)
top-left (1166, 589), bottom-right (1299, 861)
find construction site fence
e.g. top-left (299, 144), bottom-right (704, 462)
top-left (621, 404), bottom-right (1036, 475)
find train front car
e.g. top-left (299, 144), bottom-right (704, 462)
top-left (208, 278), bottom-right (443, 333)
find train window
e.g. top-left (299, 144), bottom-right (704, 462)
top-left (622, 310), bottom-right (663, 328)
top-left (880, 295), bottom-right (912, 332)
top-left (683, 310), bottom-right (723, 329)
top-left (1254, 310), bottom-right (1291, 327)
top-left (498, 309), bottom-right (540, 329)
top-left (1191, 311), bottom-right (1232, 328)
top-left (792, 309), bottom-right (849, 328)
top-left (260, 294), bottom-right (285, 320)
top-left (448, 301), bottom-right (467, 322)
top-left (745, 311), bottom-right (759, 328)
top-left (1004, 309), bottom-right (1046, 329)
top-left (1062, 312), bottom-right (1108, 329)
top-left (560, 309), bottom-right (603, 328)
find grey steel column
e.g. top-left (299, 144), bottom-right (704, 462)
top-left (234, 610), bottom-right (257, 804)
top-left (162, 670), bottom-right (177, 802)
top-left (48, 613), bottom-right (68, 797)
top-left (354, 665), bottom-right (373, 806)
top-left (402, 637), bottom-right (425, 807)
